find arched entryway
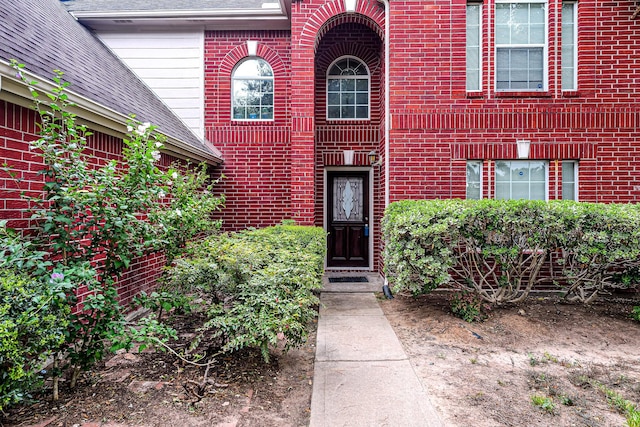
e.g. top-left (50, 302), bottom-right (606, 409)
top-left (313, 17), bottom-right (385, 270)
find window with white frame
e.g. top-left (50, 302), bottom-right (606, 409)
top-left (232, 58), bottom-right (274, 120)
top-left (562, 161), bottom-right (578, 200)
top-left (327, 56), bottom-right (370, 120)
top-left (495, 0), bottom-right (547, 91)
top-left (495, 160), bottom-right (547, 200)
top-left (466, 3), bottom-right (482, 91)
top-left (562, 1), bottom-right (577, 91)
top-left (466, 161), bottom-right (483, 199)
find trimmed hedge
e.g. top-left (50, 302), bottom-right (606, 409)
top-left (383, 199), bottom-right (640, 304)
top-left (165, 224), bottom-right (326, 361)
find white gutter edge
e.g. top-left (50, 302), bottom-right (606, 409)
top-left (377, 0), bottom-right (390, 209)
top-left (70, 8), bottom-right (285, 19)
top-left (0, 62), bottom-right (222, 165)
top-left (377, 0), bottom-right (391, 283)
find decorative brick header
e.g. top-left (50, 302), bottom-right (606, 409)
top-left (206, 126), bottom-right (291, 144)
top-left (392, 108), bottom-right (640, 131)
top-left (452, 142), bottom-right (597, 160)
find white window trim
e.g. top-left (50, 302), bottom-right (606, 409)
top-left (231, 58), bottom-right (274, 122)
top-left (326, 55), bottom-right (371, 121)
top-left (466, 160), bottom-right (484, 199)
top-left (494, 0), bottom-right (549, 92)
top-left (494, 160), bottom-right (549, 201)
top-left (561, 1), bottom-right (578, 91)
top-left (562, 160), bottom-right (579, 200)
top-left (466, 3), bottom-right (483, 92)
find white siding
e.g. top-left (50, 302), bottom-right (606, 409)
top-left (98, 31), bottom-right (205, 139)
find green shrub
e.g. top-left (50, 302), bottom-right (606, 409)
top-left (550, 202), bottom-right (640, 302)
top-left (450, 291), bottom-right (489, 322)
top-left (632, 306), bottom-right (640, 322)
top-left (164, 224), bottom-right (326, 362)
top-left (0, 269), bottom-right (70, 411)
top-left (383, 199), bottom-right (640, 305)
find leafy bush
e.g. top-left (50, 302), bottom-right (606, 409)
top-left (550, 202), bottom-right (640, 302)
top-left (383, 199), bottom-right (640, 305)
top-left (164, 224), bottom-right (325, 362)
top-left (4, 61), bottom-right (225, 398)
top-left (0, 269), bottom-right (70, 411)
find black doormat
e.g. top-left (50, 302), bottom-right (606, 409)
top-left (328, 276), bottom-right (369, 283)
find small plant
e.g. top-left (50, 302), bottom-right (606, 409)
top-left (528, 353), bottom-right (540, 366)
top-left (558, 394), bottom-right (574, 406)
top-left (449, 290), bottom-right (489, 322)
top-left (531, 395), bottom-right (556, 414)
top-left (632, 306), bottom-right (640, 322)
top-left (591, 380), bottom-right (640, 427)
top-left (132, 290), bottom-right (195, 320)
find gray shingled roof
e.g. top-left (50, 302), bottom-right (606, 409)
top-left (0, 0), bottom-right (221, 163)
top-left (62, 0), bottom-right (267, 12)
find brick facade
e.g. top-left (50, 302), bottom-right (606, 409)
top-left (4, 0), bottom-right (640, 282)
top-left (204, 0), bottom-right (640, 272)
top-left (0, 100), bottom-right (174, 307)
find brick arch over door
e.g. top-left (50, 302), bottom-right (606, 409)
top-left (298, 0), bottom-right (385, 52)
top-left (217, 43), bottom-right (288, 123)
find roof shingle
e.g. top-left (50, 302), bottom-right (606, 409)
top-left (0, 0), bottom-right (221, 162)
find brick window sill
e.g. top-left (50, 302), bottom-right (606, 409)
top-left (561, 91), bottom-right (581, 98)
top-left (466, 91), bottom-right (484, 99)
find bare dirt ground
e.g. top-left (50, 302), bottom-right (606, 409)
top-left (381, 292), bottom-right (640, 427)
top-left (2, 324), bottom-right (316, 427)
top-left (4, 292), bottom-right (640, 427)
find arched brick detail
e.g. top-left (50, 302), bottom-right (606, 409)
top-left (217, 42), bottom-right (288, 123)
top-left (299, 0), bottom-right (385, 51)
top-left (315, 41), bottom-right (381, 76)
top-left (218, 42), bottom-right (287, 76)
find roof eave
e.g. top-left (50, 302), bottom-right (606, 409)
top-left (70, 8), bottom-right (285, 20)
top-left (0, 63), bottom-right (222, 166)
top-left (69, 6), bottom-right (291, 31)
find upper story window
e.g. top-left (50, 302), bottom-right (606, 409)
top-left (495, 0), bottom-right (547, 91)
top-left (327, 56), bottom-right (370, 120)
top-left (466, 3), bottom-right (482, 91)
top-left (562, 1), bottom-right (577, 91)
top-left (232, 58), bottom-right (274, 121)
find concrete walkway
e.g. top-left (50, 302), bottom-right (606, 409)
top-left (309, 275), bottom-right (443, 427)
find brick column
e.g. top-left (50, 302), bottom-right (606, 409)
top-left (289, 3), bottom-right (317, 225)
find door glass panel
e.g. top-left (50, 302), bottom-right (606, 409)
top-left (333, 177), bottom-right (364, 222)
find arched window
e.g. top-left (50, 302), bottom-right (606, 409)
top-left (232, 58), bottom-right (274, 120)
top-left (326, 56), bottom-right (370, 120)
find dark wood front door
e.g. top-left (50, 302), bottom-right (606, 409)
top-left (327, 171), bottom-right (369, 268)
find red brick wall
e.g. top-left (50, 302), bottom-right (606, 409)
top-left (204, 30), bottom-right (293, 230)
top-left (201, 0), bottom-right (640, 271)
top-left (385, 0), bottom-right (640, 204)
top-left (0, 99), bottom-right (173, 307)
